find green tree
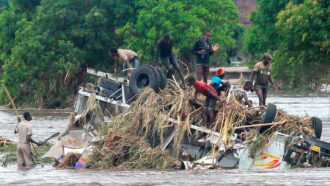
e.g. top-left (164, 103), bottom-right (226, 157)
top-left (0, 0), bottom-right (243, 107)
top-left (119, 0), bottom-right (240, 66)
top-left (243, 0), bottom-right (289, 56)
top-left (1, 0), bottom-right (136, 107)
top-left (0, 0), bottom-right (9, 12)
top-left (273, 0), bottom-right (329, 91)
top-left (0, 0), bottom-right (40, 68)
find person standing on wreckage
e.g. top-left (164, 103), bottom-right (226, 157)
top-left (109, 48), bottom-right (139, 77)
top-left (14, 112), bottom-right (42, 168)
top-left (155, 33), bottom-right (186, 86)
top-left (186, 76), bottom-right (221, 128)
top-left (192, 29), bottom-right (219, 83)
top-left (250, 53), bottom-right (275, 106)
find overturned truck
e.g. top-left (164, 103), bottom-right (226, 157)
top-left (44, 66), bottom-right (329, 170)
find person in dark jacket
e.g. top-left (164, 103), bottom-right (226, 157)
top-left (155, 33), bottom-right (185, 85)
top-left (192, 30), bottom-right (219, 83)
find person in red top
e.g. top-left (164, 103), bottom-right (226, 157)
top-left (187, 76), bottom-right (221, 127)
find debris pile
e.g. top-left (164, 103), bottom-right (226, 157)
top-left (77, 83), bottom-right (320, 169)
top-left (57, 153), bottom-right (81, 168)
top-left (86, 85), bottom-right (194, 169)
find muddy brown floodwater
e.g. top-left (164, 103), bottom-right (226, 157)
top-left (0, 95), bottom-right (329, 185)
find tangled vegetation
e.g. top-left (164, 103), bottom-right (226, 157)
top-left (83, 84), bottom-right (319, 169)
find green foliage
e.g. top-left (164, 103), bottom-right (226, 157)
top-left (0, 144), bottom-right (16, 152)
top-left (0, 0), bottom-right (136, 107)
top-left (119, 0), bottom-right (240, 65)
top-left (35, 142), bottom-right (53, 163)
top-left (273, 0), bottom-right (329, 91)
top-left (244, 0), bottom-right (289, 56)
top-left (244, 0), bottom-right (329, 91)
top-left (0, 0), bottom-right (9, 12)
top-left (0, 0), bottom-right (39, 68)
top-left (226, 23), bottom-right (245, 65)
top-left (2, 153), bottom-right (16, 167)
top-left (0, 0), bottom-right (242, 107)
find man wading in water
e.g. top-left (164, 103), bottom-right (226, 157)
top-left (15, 112), bottom-right (42, 168)
top-left (192, 30), bottom-right (219, 83)
top-left (250, 53), bottom-right (274, 106)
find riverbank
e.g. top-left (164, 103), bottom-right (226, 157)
top-left (0, 106), bottom-right (72, 113)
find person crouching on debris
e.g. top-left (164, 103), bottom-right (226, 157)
top-left (209, 68), bottom-right (231, 97)
top-left (109, 48), bottom-right (139, 76)
top-left (231, 81), bottom-right (254, 108)
top-left (186, 76), bottom-right (221, 127)
top-left (155, 33), bottom-right (185, 86)
top-left (14, 112), bottom-right (42, 168)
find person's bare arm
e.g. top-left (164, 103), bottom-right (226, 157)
top-left (223, 81), bottom-right (231, 96)
top-left (243, 93), bottom-right (252, 108)
top-left (14, 117), bottom-right (21, 134)
top-left (125, 59), bottom-right (132, 69)
top-left (194, 91), bottom-right (198, 100)
top-left (114, 57), bottom-right (119, 75)
top-left (27, 134), bottom-right (42, 146)
top-left (269, 72), bottom-right (274, 87)
top-left (250, 71), bottom-right (256, 82)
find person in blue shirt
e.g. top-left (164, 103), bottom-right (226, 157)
top-left (210, 72), bottom-right (222, 91)
top-left (210, 68), bottom-right (231, 97)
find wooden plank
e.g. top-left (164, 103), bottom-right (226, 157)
top-left (2, 85), bottom-right (19, 117)
top-left (234, 119), bottom-right (288, 130)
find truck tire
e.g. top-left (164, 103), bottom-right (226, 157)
top-left (311, 117), bottom-right (322, 139)
top-left (144, 65), bottom-right (162, 92)
top-left (129, 65), bottom-right (161, 95)
top-left (157, 69), bottom-right (167, 89)
top-left (259, 103), bottom-right (277, 133)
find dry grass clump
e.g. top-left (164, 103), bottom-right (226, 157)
top-left (87, 84), bottom-right (198, 169)
top-left (57, 153), bottom-right (81, 168)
